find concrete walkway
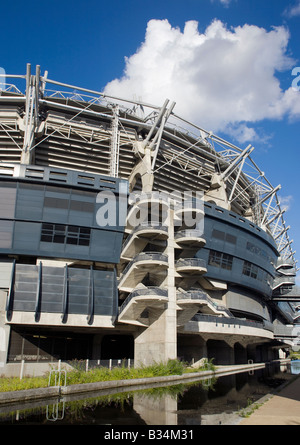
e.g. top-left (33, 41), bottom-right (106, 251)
top-left (239, 375), bottom-right (300, 425)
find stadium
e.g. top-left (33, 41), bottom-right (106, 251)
top-left (0, 64), bottom-right (299, 376)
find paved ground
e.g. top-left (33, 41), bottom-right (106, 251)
top-left (239, 375), bottom-right (300, 425)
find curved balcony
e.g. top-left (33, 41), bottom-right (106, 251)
top-left (273, 324), bottom-right (296, 343)
top-left (177, 290), bottom-right (232, 316)
top-left (276, 258), bottom-right (295, 271)
top-left (122, 224), bottom-right (168, 260)
top-left (175, 229), bottom-right (206, 248)
top-left (118, 286), bottom-right (168, 326)
top-left (276, 259), bottom-right (296, 282)
top-left (174, 198), bottom-right (204, 226)
top-left (118, 252), bottom-right (168, 292)
top-left (276, 267), bottom-right (297, 277)
top-left (272, 274), bottom-right (295, 291)
top-left (183, 314), bottom-right (274, 341)
top-left (126, 192), bottom-right (169, 229)
top-left (176, 289), bottom-right (231, 325)
top-left (175, 258), bottom-right (207, 275)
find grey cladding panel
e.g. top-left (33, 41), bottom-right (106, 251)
top-left (0, 179), bottom-right (126, 263)
top-left (0, 261), bottom-right (13, 288)
top-left (15, 183), bottom-right (44, 220)
top-left (13, 265), bottom-right (38, 312)
top-left (68, 268), bottom-right (90, 314)
top-left (11, 264), bottom-right (117, 317)
top-left (40, 267), bottom-right (65, 313)
top-left (13, 222), bottom-right (41, 251)
top-left (0, 220), bottom-right (13, 249)
top-left (90, 231), bottom-right (123, 263)
top-left (0, 183), bottom-right (16, 218)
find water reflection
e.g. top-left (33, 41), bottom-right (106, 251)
top-left (0, 363), bottom-right (296, 425)
top-left (177, 366), bottom-right (292, 425)
top-left (291, 360), bottom-right (300, 375)
top-left (46, 401), bottom-right (65, 422)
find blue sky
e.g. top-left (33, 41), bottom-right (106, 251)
top-left (1, 0), bottom-right (300, 277)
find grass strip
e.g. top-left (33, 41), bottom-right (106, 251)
top-left (0, 359), bottom-right (215, 393)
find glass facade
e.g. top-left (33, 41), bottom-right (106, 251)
top-left (208, 250), bottom-right (233, 270)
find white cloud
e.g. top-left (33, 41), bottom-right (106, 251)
top-left (279, 195), bottom-right (294, 212)
top-left (225, 123), bottom-right (260, 144)
top-left (284, 1), bottom-right (300, 18)
top-left (211, 0), bottom-right (232, 6)
top-left (104, 19), bottom-right (299, 141)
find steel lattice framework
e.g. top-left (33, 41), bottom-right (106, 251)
top-left (0, 64), bottom-right (296, 266)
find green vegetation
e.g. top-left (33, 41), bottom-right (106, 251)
top-left (0, 375), bottom-right (49, 392)
top-left (290, 350), bottom-right (300, 360)
top-left (239, 397), bottom-right (264, 418)
top-left (0, 358), bottom-right (216, 393)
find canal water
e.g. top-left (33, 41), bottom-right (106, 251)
top-left (0, 361), bottom-right (299, 426)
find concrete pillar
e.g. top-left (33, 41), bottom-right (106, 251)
top-left (134, 207), bottom-right (177, 366)
top-left (129, 145), bottom-right (154, 193)
top-left (177, 335), bottom-right (207, 364)
top-left (247, 344), bottom-right (257, 363)
top-left (260, 344), bottom-right (271, 362)
top-left (92, 334), bottom-right (103, 360)
top-left (0, 290), bottom-right (11, 371)
top-left (205, 174), bottom-right (230, 210)
top-left (133, 392), bottom-right (177, 425)
top-left (234, 342), bottom-right (247, 364)
top-left (134, 310), bottom-right (175, 366)
top-left (207, 339), bottom-right (234, 365)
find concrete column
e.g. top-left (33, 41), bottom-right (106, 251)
top-left (207, 339), bottom-right (234, 365)
top-left (0, 290), bottom-right (11, 370)
top-left (133, 392), bottom-right (177, 425)
top-left (129, 145), bottom-right (154, 193)
top-left (134, 207), bottom-right (177, 366)
top-left (177, 335), bottom-right (207, 364)
top-left (165, 207), bottom-right (177, 361)
top-left (247, 344), bottom-right (257, 362)
top-left (92, 334), bottom-right (103, 360)
top-left (234, 342), bottom-right (247, 364)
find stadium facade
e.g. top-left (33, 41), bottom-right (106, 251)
top-left (0, 64), bottom-right (299, 376)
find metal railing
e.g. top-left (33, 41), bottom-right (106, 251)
top-left (273, 275), bottom-right (295, 290)
top-left (192, 313), bottom-right (274, 332)
top-left (128, 191), bottom-right (170, 210)
top-left (273, 325), bottom-right (294, 337)
top-left (176, 290), bottom-right (232, 316)
top-left (119, 252), bottom-right (168, 280)
top-left (175, 229), bottom-right (205, 240)
top-left (175, 258), bottom-right (206, 269)
top-left (275, 267), bottom-right (297, 277)
top-left (48, 368), bottom-right (67, 387)
top-left (119, 287), bottom-right (168, 315)
top-left (174, 198), bottom-right (203, 212)
top-left (276, 258), bottom-right (295, 269)
top-left (67, 358), bottom-right (134, 370)
top-left (122, 224), bottom-right (168, 251)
